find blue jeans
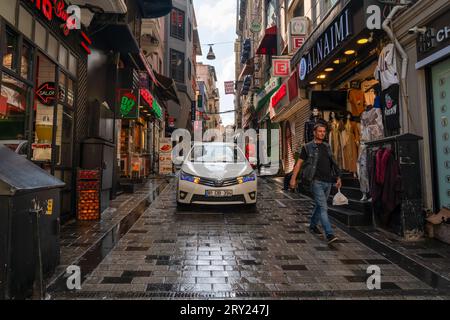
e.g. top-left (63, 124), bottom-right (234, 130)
top-left (310, 180), bottom-right (334, 237)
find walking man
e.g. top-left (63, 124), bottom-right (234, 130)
top-left (290, 123), bottom-right (342, 244)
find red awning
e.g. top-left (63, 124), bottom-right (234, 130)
top-left (256, 26), bottom-right (277, 55)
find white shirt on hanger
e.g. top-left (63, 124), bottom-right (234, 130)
top-left (374, 43), bottom-right (399, 90)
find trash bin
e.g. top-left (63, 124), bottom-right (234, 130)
top-left (0, 145), bottom-right (65, 299)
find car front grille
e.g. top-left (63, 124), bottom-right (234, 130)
top-left (191, 194), bottom-right (246, 203)
top-left (198, 177), bottom-right (239, 187)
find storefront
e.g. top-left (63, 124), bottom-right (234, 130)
top-left (289, 0), bottom-right (426, 237)
top-left (401, 4), bottom-right (450, 213)
top-left (0, 1), bottom-right (90, 219)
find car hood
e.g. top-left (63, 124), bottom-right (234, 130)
top-left (182, 162), bottom-right (253, 179)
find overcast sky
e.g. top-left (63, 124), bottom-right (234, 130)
top-left (194, 0), bottom-right (237, 127)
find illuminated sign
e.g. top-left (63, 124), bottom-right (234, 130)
top-left (35, 82), bottom-right (65, 105)
top-left (118, 89), bottom-right (138, 119)
top-left (140, 88), bottom-right (154, 107)
top-left (28, 0), bottom-right (92, 54)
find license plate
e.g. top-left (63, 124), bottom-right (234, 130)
top-left (205, 190), bottom-right (232, 197)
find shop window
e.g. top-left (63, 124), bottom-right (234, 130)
top-left (21, 42), bottom-right (33, 80)
top-left (35, 22), bottom-right (47, 50)
top-left (3, 30), bottom-right (18, 72)
top-left (58, 45), bottom-right (68, 69)
top-left (67, 78), bottom-right (74, 107)
top-left (0, 73), bottom-right (28, 140)
top-left (18, 5), bottom-right (33, 40)
top-left (47, 33), bottom-right (58, 60)
top-left (56, 104), bottom-right (73, 166)
top-left (32, 53), bottom-right (56, 162)
top-left (0, 0), bottom-right (17, 26)
top-left (69, 53), bottom-right (77, 76)
top-left (58, 71), bottom-right (66, 103)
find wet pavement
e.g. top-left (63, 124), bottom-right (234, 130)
top-left (49, 177), bottom-right (450, 300)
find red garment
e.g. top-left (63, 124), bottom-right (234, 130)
top-left (375, 148), bottom-right (392, 184)
top-left (371, 147), bottom-right (402, 226)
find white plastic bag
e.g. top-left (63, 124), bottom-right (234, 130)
top-left (333, 189), bottom-right (349, 206)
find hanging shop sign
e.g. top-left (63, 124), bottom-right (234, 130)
top-left (290, 17), bottom-right (310, 36)
top-left (151, 99), bottom-right (163, 120)
top-left (299, 8), bottom-right (352, 81)
top-left (272, 58), bottom-right (291, 77)
top-left (224, 81), bottom-right (235, 95)
top-left (289, 36), bottom-right (306, 54)
top-left (168, 117), bottom-right (175, 128)
top-left (27, 0), bottom-right (92, 55)
top-left (416, 9), bottom-right (450, 69)
top-left (191, 101), bottom-right (196, 122)
top-left (118, 89), bottom-right (138, 119)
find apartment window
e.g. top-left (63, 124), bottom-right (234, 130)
top-left (321, 0), bottom-right (338, 19)
top-left (266, 0), bottom-right (277, 28)
top-left (170, 49), bottom-right (185, 83)
top-left (188, 20), bottom-right (192, 41)
top-left (188, 59), bottom-right (191, 81)
top-left (170, 8), bottom-right (185, 41)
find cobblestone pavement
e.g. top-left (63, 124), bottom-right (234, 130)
top-left (50, 178), bottom-right (450, 300)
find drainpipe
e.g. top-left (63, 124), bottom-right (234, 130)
top-left (381, 1), bottom-right (412, 131)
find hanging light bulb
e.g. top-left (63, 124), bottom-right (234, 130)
top-left (207, 45), bottom-right (216, 60)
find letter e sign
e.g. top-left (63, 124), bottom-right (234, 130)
top-left (272, 59), bottom-right (290, 77)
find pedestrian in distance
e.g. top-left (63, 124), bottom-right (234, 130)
top-left (289, 123), bottom-right (342, 244)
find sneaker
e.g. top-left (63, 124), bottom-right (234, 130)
top-left (309, 226), bottom-right (322, 235)
top-left (327, 235), bottom-right (339, 244)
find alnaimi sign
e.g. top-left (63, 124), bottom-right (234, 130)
top-left (299, 8), bottom-right (353, 81)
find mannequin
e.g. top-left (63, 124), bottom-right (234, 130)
top-left (304, 108), bottom-right (326, 143)
top-left (341, 112), bottom-right (360, 174)
top-left (328, 112), bottom-right (344, 168)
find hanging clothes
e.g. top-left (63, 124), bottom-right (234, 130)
top-left (348, 89), bottom-right (365, 116)
top-left (341, 120), bottom-right (360, 173)
top-left (357, 143), bottom-right (369, 194)
top-left (370, 147), bottom-right (402, 226)
top-left (360, 107), bottom-right (384, 142)
top-left (361, 79), bottom-right (379, 106)
top-left (374, 43), bottom-right (400, 91)
top-left (328, 118), bottom-right (344, 169)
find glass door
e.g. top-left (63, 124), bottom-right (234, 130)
top-left (432, 58), bottom-right (450, 210)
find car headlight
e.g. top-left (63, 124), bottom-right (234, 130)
top-left (180, 171), bottom-right (200, 184)
top-left (237, 172), bottom-right (256, 184)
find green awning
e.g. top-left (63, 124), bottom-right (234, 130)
top-left (256, 84), bottom-right (280, 112)
top-left (151, 99), bottom-right (162, 120)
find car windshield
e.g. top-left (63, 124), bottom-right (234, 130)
top-left (189, 144), bottom-right (246, 163)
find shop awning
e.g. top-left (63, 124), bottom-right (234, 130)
top-left (153, 72), bottom-right (180, 105)
top-left (137, 0), bottom-right (173, 18)
top-left (255, 84), bottom-right (281, 112)
top-left (256, 26), bottom-right (277, 55)
top-left (90, 23), bottom-right (140, 54)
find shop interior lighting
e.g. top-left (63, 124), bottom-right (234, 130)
top-left (325, 67), bottom-right (334, 72)
top-left (309, 81), bottom-right (318, 85)
top-left (357, 38), bottom-right (369, 45)
top-left (317, 74), bottom-right (326, 79)
top-left (333, 59), bottom-right (340, 64)
top-left (345, 50), bottom-right (356, 55)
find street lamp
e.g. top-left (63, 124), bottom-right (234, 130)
top-left (206, 45), bottom-right (216, 60)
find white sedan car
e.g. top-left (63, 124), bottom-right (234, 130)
top-left (176, 142), bottom-right (257, 208)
